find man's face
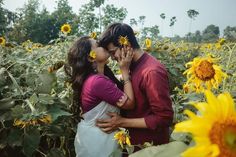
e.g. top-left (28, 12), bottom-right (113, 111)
top-left (107, 43), bottom-right (121, 61)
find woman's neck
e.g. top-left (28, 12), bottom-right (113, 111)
top-left (97, 64), bottom-right (104, 74)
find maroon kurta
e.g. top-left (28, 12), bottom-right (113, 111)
top-left (122, 52), bottom-right (173, 147)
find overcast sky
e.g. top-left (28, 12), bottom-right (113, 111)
top-left (3, 0), bottom-right (236, 37)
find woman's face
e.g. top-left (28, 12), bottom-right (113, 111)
top-left (90, 39), bottom-right (110, 63)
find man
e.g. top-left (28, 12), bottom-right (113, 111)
top-left (97, 23), bottom-right (173, 150)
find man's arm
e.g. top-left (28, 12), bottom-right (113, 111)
top-left (96, 112), bottom-right (147, 133)
top-left (143, 69), bottom-right (173, 130)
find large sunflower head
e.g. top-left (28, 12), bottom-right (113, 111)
top-left (61, 24), bottom-right (71, 34)
top-left (183, 56), bottom-right (227, 93)
top-left (0, 37), bottom-right (6, 46)
top-left (174, 90), bottom-right (236, 157)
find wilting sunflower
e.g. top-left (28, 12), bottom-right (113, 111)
top-left (0, 37), bottom-right (6, 46)
top-left (183, 56), bottom-right (227, 92)
top-left (175, 90), bottom-right (236, 157)
top-left (14, 114), bottom-right (52, 128)
top-left (48, 61), bottom-right (65, 73)
top-left (118, 36), bottom-right (129, 46)
top-left (145, 38), bottom-right (152, 50)
top-left (114, 129), bottom-right (131, 149)
top-left (90, 32), bottom-right (97, 39)
top-left (61, 24), bottom-right (71, 34)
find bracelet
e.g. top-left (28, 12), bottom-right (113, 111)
top-left (123, 79), bottom-right (130, 85)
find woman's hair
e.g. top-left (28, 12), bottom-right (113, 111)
top-left (98, 23), bottom-right (140, 50)
top-left (65, 36), bottom-right (96, 122)
top-left (65, 36), bottom-right (124, 122)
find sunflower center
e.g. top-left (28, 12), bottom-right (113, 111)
top-left (195, 60), bottom-right (215, 81)
top-left (209, 118), bottom-right (236, 157)
top-left (0, 39), bottom-right (3, 43)
top-left (63, 27), bottom-right (69, 32)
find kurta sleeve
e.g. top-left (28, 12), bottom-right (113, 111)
top-left (143, 69), bottom-right (173, 130)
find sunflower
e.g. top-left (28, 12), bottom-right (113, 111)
top-left (114, 129), bottom-right (131, 148)
top-left (61, 24), bottom-right (71, 34)
top-left (174, 90), bottom-right (236, 157)
top-left (145, 38), bottom-right (152, 50)
top-left (14, 114), bottom-right (52, 128)
top-left (0, 37), bottom-right (6, 46)
top-left (183, 56), bottom-right (227, 92)
top-left (218, 38), bottom-right (226, 45)
top-left (90, 32), bottom-right (97, 39)
top-left (118, 36), bottom-right (129, 46)
top-left (89, 50), bottom-right (96, 60)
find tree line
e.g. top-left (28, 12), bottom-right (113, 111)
top-left (1, 0), bottom-right (236, 45)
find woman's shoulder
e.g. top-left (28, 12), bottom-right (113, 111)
top-left (86, 74), bottom-right (111, 86)
top-left (88, 74), bottom-right (109, 81)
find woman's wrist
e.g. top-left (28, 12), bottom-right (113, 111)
top-left (122, 75), bottom-right (130, 82)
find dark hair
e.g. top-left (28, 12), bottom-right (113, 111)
top-left (65, 36), bottom-right (96, 122)
top-left (98, 23), bottom-right (140, 50)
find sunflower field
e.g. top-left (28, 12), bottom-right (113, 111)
top-left (1, 23), bottom-right (236, 156)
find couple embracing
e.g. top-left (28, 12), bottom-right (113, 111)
top-left (66, 23), bottom-right (173, 157)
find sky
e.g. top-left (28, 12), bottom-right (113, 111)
top-left (3, 0), bottom-right (236, 37)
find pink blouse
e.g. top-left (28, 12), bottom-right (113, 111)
top-left (81, 74), bottom-right (124, 113)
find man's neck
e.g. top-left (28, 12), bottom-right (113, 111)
top-left (132, 49), bottom-right (144, 62)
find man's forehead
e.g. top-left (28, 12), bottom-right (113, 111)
top-left (107, 43), bottom-right (116, 49)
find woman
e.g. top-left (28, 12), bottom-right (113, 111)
top-left (66, 36), bottom-right (134, 157)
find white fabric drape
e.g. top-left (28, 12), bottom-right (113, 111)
top-left (74, 101), bottom-right (121, 157)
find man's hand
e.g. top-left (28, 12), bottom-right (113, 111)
top-left (96, 112), bottom-right (122, 134)
top-left (118, 46), bottom-right (134, 72)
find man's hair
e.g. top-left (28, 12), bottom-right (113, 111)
top-left (98, 23), bottom-right (140, 50)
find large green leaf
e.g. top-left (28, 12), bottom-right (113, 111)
top-left (129, 141), bottom-right (188, 157)
top-left (109, 148), bottom-right (122, 157)
top-left (7, 129), bottom-right (23, 147)
top-left (23, 128), bottom-right (41, 157)
top-left (36, 72), bottom-right (56, 94)
top-left (48, 106), bottom-right (72, 122)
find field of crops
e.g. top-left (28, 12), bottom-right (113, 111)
top-left (0, 27), bottom-right (236, 157)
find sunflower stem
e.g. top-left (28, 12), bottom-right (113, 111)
top-left (223, 43), bottom-right (236, 91)
top-left (25, 99), bottom-right (36, 113)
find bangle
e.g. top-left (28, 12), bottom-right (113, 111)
top-left (123, 79), bottom-right (130, 85)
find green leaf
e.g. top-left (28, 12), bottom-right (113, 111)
top-left (48, 107), bottom-right (72, 122)
top-left (46, 148), bottom-right (65, 157)
top-left (0, 97), bottom-right (15, 110)
top-left (109, 148), bottom-right (122, 157)
top-left (36, 73), bottom-right (56, 94)
top-left (38, 94), bottom-right (54, 104)
top-left (171, 132), bottom-right (190, 142)
top-left (11, 105), bottom-right (25, 118)
top-left (126, 145), bottom-right (135, 154)
top-left (23, 128), bottom-right (40, 157)
top-left (129, 141), bottom-right (188, 157)
top-left (7, 129), bottom-right (23, 147)
top-left (6, 71), bottom-right (24, 95)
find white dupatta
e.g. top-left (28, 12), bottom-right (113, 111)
top-left (74, 101), bottom-right (121, 157)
